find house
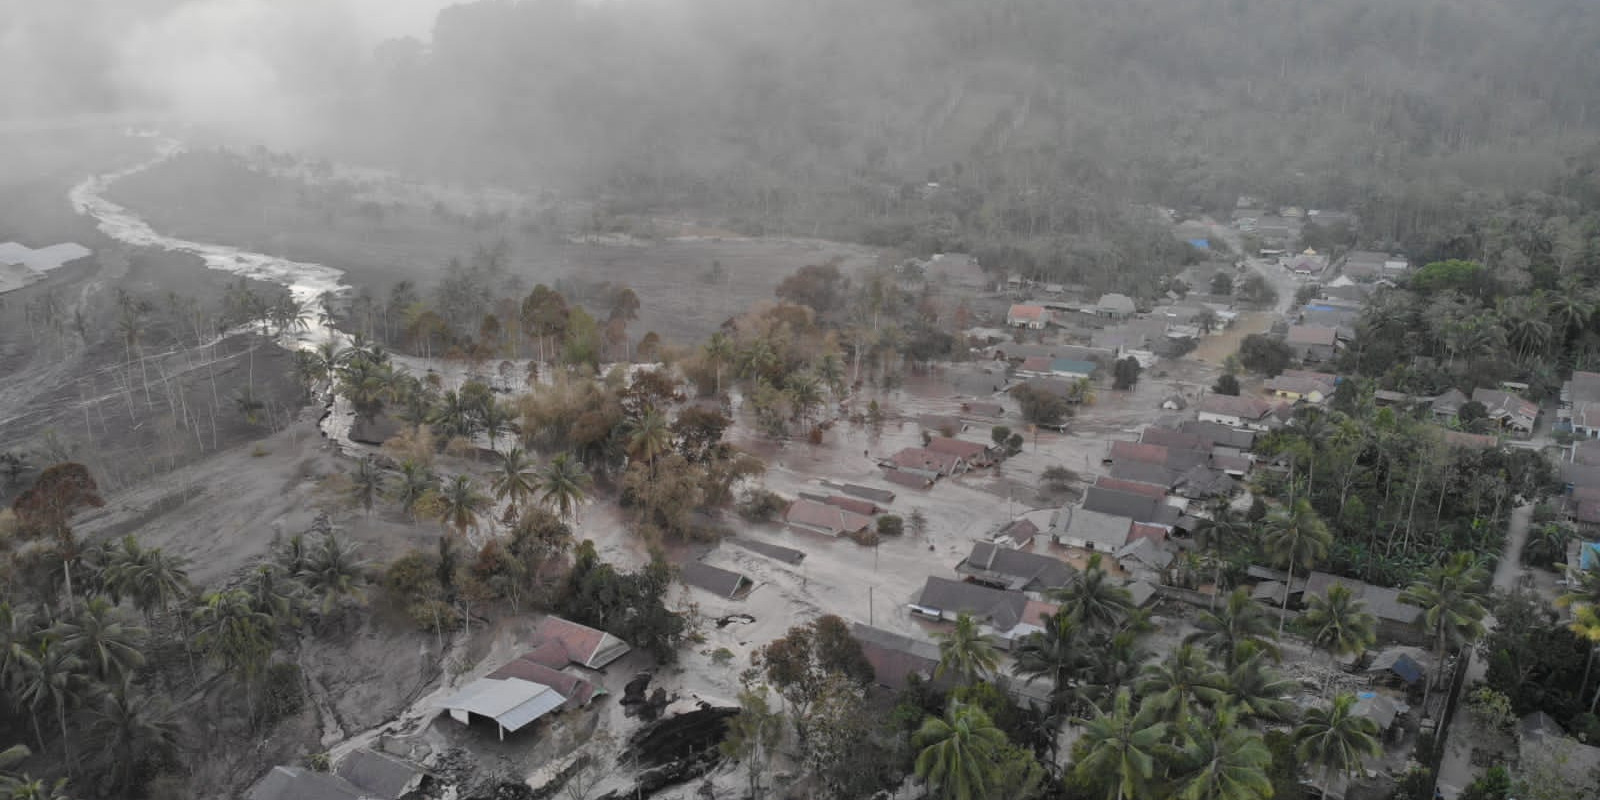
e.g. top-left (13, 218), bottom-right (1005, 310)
top-left (1095, 476), bottom-right (1168, 499)
top-left (1180, 420), bottom-right (1256, 450)
top-left (680, 562), bottom-right (754, 599)
top-left (891, 447), bottom-right (968, 477)
top-left (1285, 326), bottom-right (1339, 362)
top-left (1382, 257), bottom-right (1410, 277)
top-left (1264, 371), bottom-right (1337, 403)
top-left (786, 498), bottom-right (873, 537)
top-left (487, 657), bottom-right (598, 710)
top-left (918, 414), bottom-right (969, 436)
top-left (955, 542), bottom-right (1076, 592)
top-left (1108, 440), bottom-right (1169, 466)
top-left (1016, 356), bottom-right (1056, 378)
top-left (1341, 251), bottom-right (1389, 281)
top-left (1299, 572), bottom-right (1424, 644)
top-left (732, 538), bottom-right (806, 564)
top-left (1289, 249), bottom-right (1329, 275)
top-left (1095, 293), bottom-right (1137, 318)
top-left (823, 494), bottom-right (881, 516)
top-left (1560, 371), bottom-right (1600, 436)
top-left (1083, 487), bottom-right (1179, 526)
top-left (1430, 388), bottom-right (1468, 421)
top-left (910, 577), bottom-right (1029, 630)
top-left (1367, 646), bottom-right (1429, 687)
top-left (1116, 537), bottom-right (1174, 583)
top-left (926, 436), bottom-right (995, 467)
top-left (1140, 428), bottom-right (1208, 451)
top-left (1173, 465), bottom-right (1237, 499)
top-left (1196, 394), bottom-right (1275, 430)
top-left (442, 677), bottom-right (572, 740)
top-left (1007, 304), bottom-right (1049, 329)
top-left (1471, 388), bottom-right (1537, 434)
top-left (1110, 460), bottom-right (1179, 488)
top-left (992, 518), bottom-right (1041, 548)
top-left (884, 469), bottom-right (934, 490)
top-left (530, 616), bottom-right (632, 670)
top-left (835, 483), bottom-right (896, 504)
top-left (851, 623), bottom-right (953, 692)
top-left (334, 750), bottom-right (424, 800)
top-left (1050, 506), bottom-right (1135, 552)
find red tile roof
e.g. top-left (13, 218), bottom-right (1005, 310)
top-left (786, 499), bottom-right (873, 534)
top-left (487, 656), bottom-right (597, 709)
top-left (1009, 304), bottom-right (1047, 321)
top-left (1095, 476), bottom-right (1168, 499)
top-left (891, 447), bottom-right (965, 475)
top-left (926, 437), bottom-right (990, 460)
top-left (533, 617), bottom-right (620, 669)
top-left (1127, 523), bottom-right (1168, 545)
top-left (1022, 600), bottom-right (1060, 628)
top-left (1197, 394), bottom-right (1272, 419)
top-left (1109, 440), bottom-right (1169, 465)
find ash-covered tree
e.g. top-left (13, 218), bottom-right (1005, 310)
top-left (1113, 357), bottom-right (1142, 390)
top-left (559, 541), bottom-right (685, 662)
top-left (1239, 335), bottom-right (1293, 376)
top-left (753, 614), bottom-right (874, 722)
top-left (1213, 374), bottom-right (1241, 396)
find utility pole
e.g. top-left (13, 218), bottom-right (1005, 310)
top-left (869, 586), bottom-right (875, 626)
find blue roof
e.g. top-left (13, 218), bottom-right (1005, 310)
top-left (1187, 238), bottom-right (1211, 250)
top-left (1390, 655), bottom-right (1424, 685)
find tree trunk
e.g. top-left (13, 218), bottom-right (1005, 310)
top-left (1279, 560), bottom-right (1294, 637)
top-left (57, 697), bottom-right (72, 775)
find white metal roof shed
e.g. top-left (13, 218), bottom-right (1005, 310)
top-left (443, 677), bottom-right (565, 739)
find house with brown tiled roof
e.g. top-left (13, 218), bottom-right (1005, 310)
top-left (1471, 388), bottom-right (1537, 434)
top-left (1007, 304), bottom-right (1049, 329)
top-left (786, 499), bottom-right (874, 537)
top-left (926, 436), bottom-right (995, 466)
top-left (531, 616), bottom-right (632, 670)
top-left (1108, 440), bottom-right (1168, 466)
top-left (1285, 325), bottom-right (1339, 362)
top-left (890, 447), bottom-right (968, 477)
top-left (1095, 476), bottom-right (1168, 499)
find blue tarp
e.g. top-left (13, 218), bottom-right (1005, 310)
top-left (1581, 541), bottom-right (1600, 570)
top-left (1187, 238), bottom-right (1211, 250)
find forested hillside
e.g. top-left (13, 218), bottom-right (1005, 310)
top-left (330, 0), bottom-right (1600, 274)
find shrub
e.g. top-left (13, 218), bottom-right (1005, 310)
top-left (877, 515), bottom-right (904, 537)
top-left (259, 662), bottom-right (305, 725)
top-left (737, 488), bottom-right (789, 522)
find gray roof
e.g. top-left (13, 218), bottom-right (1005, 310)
top-left (1053, 507), bottom-right (1135, 550)
top-left (336, 749), bottom-right (421, 800)
top-left (1303, 570), bottom-right (1364, 598)
top-left (1354, 694), bottom-right (1401, 729)
top-left (1110, 460), bottom-right (1180, 487)
top-left (1431, 388), bottom-right (1468, 414)
top-left (1116, 537), bottom-right (1174, 570)
top-left (837, 483), bottom-right (896, 504)
top-left (443, 677), bottom-right (566, 734)
top-left (1179, 420), bottom-right (1256, 449)
top-left (1362, 585), bottom-right (1423, 625)
top-left (955, 542), bottom-right (1076, 591)
top-left (681, 562), bottom-right (753, 598)
top-left (912, 577), bottom-right (1029, 630)
top-left (1174, 465), bottom-right (1236, 498)
top-left (248, 767), bottom-right (369, 800)
top-left (1082, 487), bottom-right (1180, 526)
top-left (731, 538), bottom-right (806, 565)
top-left (851, 623), bottom-right (950, 691)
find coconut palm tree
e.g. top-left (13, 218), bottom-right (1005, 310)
top-left (1222, 650), bottom-right (1298, 724)
top-left (50, 597), bottom-right (146, 684)
top-left (1295, 694), bottom-right (1381, 800)
top-left (1051, 555), bottom-right (1133, 632)
top-left (1261, 499), bottom-right (1332, 635)
top-left (0, 744), bottom-right (70, 800)
top-left (437, 475), bottom-right (489, 538)
top-left (296, 533), bottom-right (369, 615)
top-left (492, 447), bottom-right (539, 516)
top-left (1194, 506), bottom-right (1250, 609)
top-left (703, 332), bottom-right (734, 395)
top-left (15, 641), bottom-right (87, 770)
top-left (1011, 612), bottom-right (1087, 708)
top-left (784, 372), bottom-right (824, 429)
top-left (934, 612), bottom-right (1001, 684)
top-left (1136, 644), bottom-right (1227, 723)
top-left (192, 589), bottom-right (275, 712)
top-left (388, 460), bottom-right (437, 520)
top-left (478, 399), bottom-right (518, 452)
top-left (344, 457), bottom-right (384, 518)
top-left (913, 700), bottom-right (1008, 800)
top-left (815, 350), bottom-right (846, 398)
top-left (1298, 585), bottom-right (1377, 695)
top-left (1401, 551), bottom-right (1488, 705)
top-left (1073, 689), bottom-right (1168, 800)
top-left (538, 453), bottom-right (592, 523)
top-left (429, 389), bottom-right (478, 440)
top-left (85, 679), bottom-right (179, 796)
top-left (1568, 604), bottom-right (1600, 714)
top-left (1171, 706), bottom-right (1274, 800)
top-left (99, 537), bottom-right (191, 620)
top-left (626, 409), bottom-right (673, 471)
top-left (1, 603), bottom-right (41, 697)
top-left (1185, 588), bottom-right (1280, 669)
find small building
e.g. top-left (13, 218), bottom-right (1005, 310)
top-left (891, 446), bottom-right (968, 477)
top-left (1007, 304), bottom-right (1049, 329)
top-left (1116, 537), bottom-right (1174, 584)
top-left (1265, 371), bottom-right (1336, 403)
top-left (1050, 506), bottom-right (1135, 552)
top-left (1110, 460), bottom-right (1180, 488)
top-left (1471, 387), bottom-right (1537, 434)
top-left (1285, 326), bottom-right (1339, 363)
top-left (1095, 293), bottom-right (1137, 319)
top-left (926, 436), bottom-right (995, 467)
top-left (910, 577), bottom-right (1028, 630)
top-left (1289, 249), bottom-right (1329, 275)
top-left (1341, 251), bottom-right (1389, 282)
top-left (787, 498), bottom-right (874, 537)
top-left (1196, 394), bottom-right (1275, 431)
top-left (992, 518), bottom-right (1041, 548)
top-left (1095, 476), bottom-right (1168, 499)
top-left (442, 677), bottom-right (570, 740)
top-left (955, 542), bottom-right (1076, 592)
top-left (531, 616), bottom-right (632, 670)
top-left (680, 562), bottom-right (754, 599)
top-left (851, 623), bottom-right (952, 692)
top-left (1431, 388), bottom-right (1468, 421)
top-left (823, 494), bottom-right (881, 516)
top-left (1082, 486), bottom-right (1180, 527)
top-left (1367, 646), bottom-right (1428, 687)
top-left (334, 750), bottom-right (424, 800)
top-left (1108, 440), bottom-right (1169, 466)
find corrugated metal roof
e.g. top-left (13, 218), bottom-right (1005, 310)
top-left (444, 677), bottom-right (565, 733)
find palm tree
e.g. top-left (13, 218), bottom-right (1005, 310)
top-left (1, 603), bottom-right (41, 697)
top-left (99, 537), bottom-right (191, 620)
top-left (437, 475), bottom-right (489, 538)
top-left (1222, 650), bottom-right (1298, 724)
top-left (50, 596), bottom-right (146, 683)
top-left (815, 351), bottom-right (846, 398)
top-left (1402, 552), bottom-right (1488, 706)
top-left (492, 447), bottom-right (539, 516)
top-left (1051, 556), bottom-right (1133, 631)
top-left (934, 612), bottom-right (1001, 684)
top-left (296, 533), bottom-right (369, 615)
top-left (626, 409), bottom-right (673, 471)
top-left (1185, 588), bottom-right (1280, 669)
top-left (1299, 585), bottom-right (1377, 695)
top-left (914, 700), bottom-right (1007, 800)
top-left (1295, 694), bottom-right (1381, 800)
top-left (1171, 707), bottom-right (1274, 800)
top-left (242, 564), bottom-right (301, 628)
top-left (704, 332), bottom-right (735, 395)
top-left (1568, 604), bottom-right (1600, 714)
top-left (1261, 499), bottom-right (1332, 635)
top-left (785, 372), bottom-right (824, 429)
top-left (1073, 689), bottom-right (1168, 800)
top-left (16, 641), bottom-right (86, 770)
top-left (1012, 612), bottom-right (1086, 709)
top-left (85, 680), bottom-right (179, 795)
top-left (430, 389), bottom-right (478, 440)
top-left (478, 399), bottom-right (518, 452)
top-left (388, 460), bottom-right (437, 520)
top-left (1194, 506), bottom-right (1250, 609)
top-left (192, 590), bottom-right (275, 712)
top-left (346, 457), bottom-right (384, 517)
top-left (1136, 644), bottom-right (1227, 723)
top-left (0, 744), bottom-right (70, 800)
top-left (538, 453), bottom-right (592, 522)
